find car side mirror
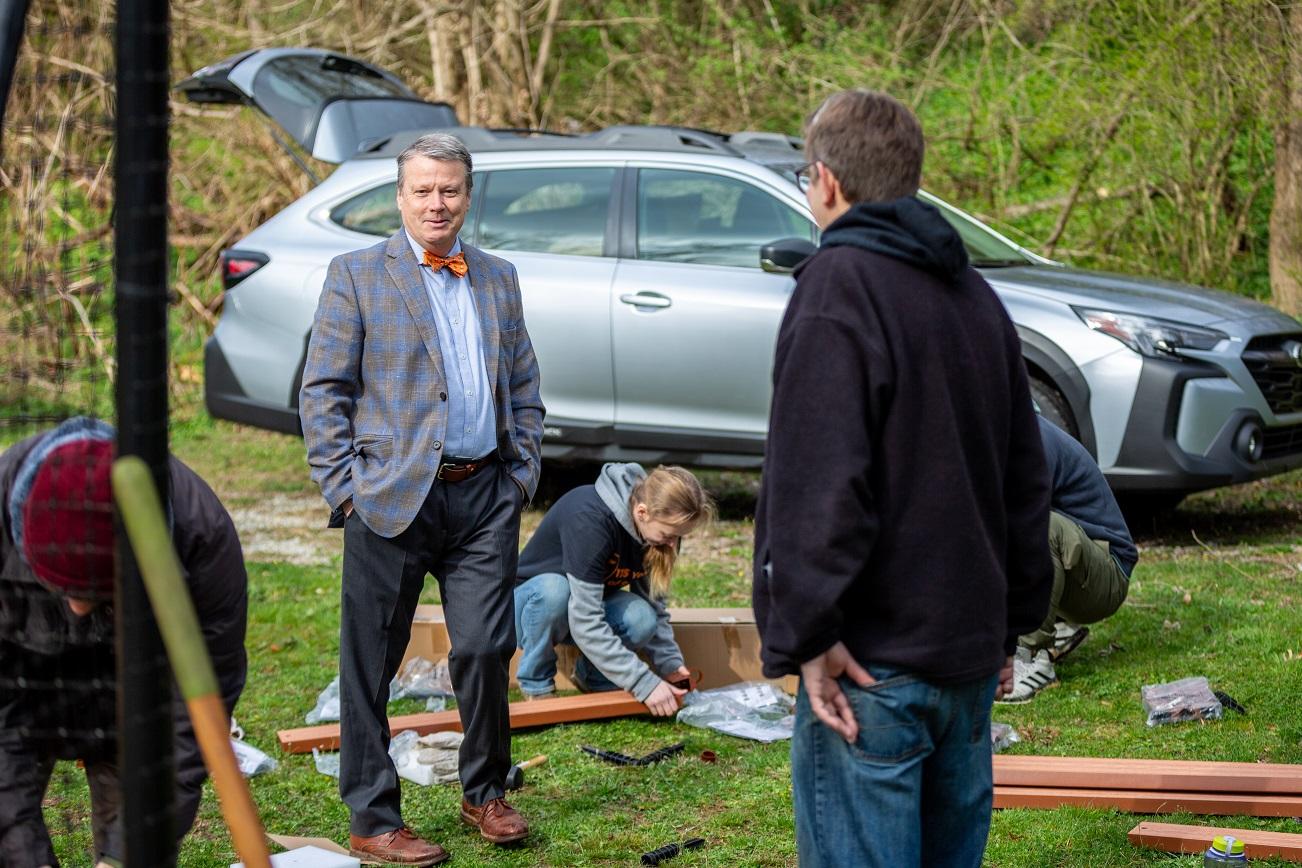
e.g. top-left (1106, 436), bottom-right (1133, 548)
top-left (760, 238), bottom-right (818, 274)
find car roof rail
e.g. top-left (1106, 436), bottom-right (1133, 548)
top-left (359, 125), bottom-right (580, 159)
top-left (360, 124), bottom-right (804, 161)
top-left (489, 126), bottom-right (578, 137)
top-left (586, 125), bottom-right (742, 155)
top-left (729, 131), bottom-right (805, 153)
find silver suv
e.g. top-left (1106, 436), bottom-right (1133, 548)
top-left (186, 48), bottom-right (1302, 501)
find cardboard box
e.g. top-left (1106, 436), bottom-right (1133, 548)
top-left (404, 605), bottom-right (797, 694)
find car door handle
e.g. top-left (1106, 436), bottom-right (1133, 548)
top-left (619, 292), bottom-right (672, 310)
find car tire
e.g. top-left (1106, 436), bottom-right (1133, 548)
top-left (1029, 376), bottom-right (1078, 441)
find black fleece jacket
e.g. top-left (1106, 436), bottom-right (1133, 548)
top-left (0, 428), bottom-right (247, 844)
top-left (753, 197), bottom-right (1054, 683)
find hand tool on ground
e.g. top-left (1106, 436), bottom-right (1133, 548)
top-left (504, 754), bottom-right (548, 790)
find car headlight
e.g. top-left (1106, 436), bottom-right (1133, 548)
top-left (1072, 307), bottom-right (1227, 358)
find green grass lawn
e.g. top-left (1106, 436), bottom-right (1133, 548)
top-left (38, 419), bottom-right (1302, 866)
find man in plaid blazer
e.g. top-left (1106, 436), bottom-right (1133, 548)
top-left (301, 132), bottom-right (544, 866)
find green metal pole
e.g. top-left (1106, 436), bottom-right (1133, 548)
top-left (111, 457), bottom-right (271, 867)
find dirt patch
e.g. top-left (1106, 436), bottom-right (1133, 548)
top-left (228, 494), bottom-right (339, 565)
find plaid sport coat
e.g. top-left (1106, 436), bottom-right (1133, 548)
top-left (299, 228), bottom-right (545, 538)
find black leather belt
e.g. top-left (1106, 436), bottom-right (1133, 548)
top-left (437, 453), bottom-right (495, 483)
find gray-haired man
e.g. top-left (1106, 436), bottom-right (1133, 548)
top-left (301, 133), bottom-right (545, 865)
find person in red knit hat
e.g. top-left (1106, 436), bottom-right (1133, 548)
top-left (0, 417), bottom-right (248, 868)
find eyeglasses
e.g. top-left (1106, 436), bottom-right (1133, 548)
top-left (793, 161), bottom-right (818, 192)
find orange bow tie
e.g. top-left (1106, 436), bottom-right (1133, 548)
top-left (422, 249), bottom-right (468, 278)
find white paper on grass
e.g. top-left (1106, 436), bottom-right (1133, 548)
top-left (676, 681), bottom-right (796, 742)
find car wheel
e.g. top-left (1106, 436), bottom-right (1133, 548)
top-left (1029, 376), bottom-right (1078, 441)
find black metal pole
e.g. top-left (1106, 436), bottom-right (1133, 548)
top-left (0, 0), bottom-right (31, 150)
top-left (114, 0), bottom-right (175, 863)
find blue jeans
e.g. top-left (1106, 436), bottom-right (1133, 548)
top-left (513, 573), bottom-right (657, 696)
top-left (790, 665), bottom-right (999, 868)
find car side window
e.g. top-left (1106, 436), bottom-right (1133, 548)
top-left (636, 168), bottom-right (813, 268)
top-left (330, 182), bottom-right (399, 237)
top-left (476, 167), bottom-right (615, 256)
top-left (329, 173), bottom-right (483, 239)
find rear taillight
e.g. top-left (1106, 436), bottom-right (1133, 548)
top-left (221, 249), bottom-right (269, 289)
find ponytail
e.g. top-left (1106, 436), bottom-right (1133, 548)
top-left (629, 466), bottom-right (715, 597)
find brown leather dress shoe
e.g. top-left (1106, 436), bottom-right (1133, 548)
top-left (348, 827), bottom-right (449, 866)
top-left (460, 797), bottom-right (530, 844)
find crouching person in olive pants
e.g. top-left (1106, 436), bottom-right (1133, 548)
top-left (1000, 417), bottom-right (1138, 703)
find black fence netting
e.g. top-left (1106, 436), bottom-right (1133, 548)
top-left (1, 0), bottom-right (114, 434)
top-left (2, 0), bottom-right (177, 864)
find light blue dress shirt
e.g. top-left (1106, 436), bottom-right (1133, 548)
top-left (407, 234), bottom-right (498, 460)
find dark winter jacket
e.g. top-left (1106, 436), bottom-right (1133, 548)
top-left (1038, 417), bottom-right (1138, 575)
top-left (753, 197), bottom-right (1054, 683)
top-left (0, 427), bottom-right (247, 843)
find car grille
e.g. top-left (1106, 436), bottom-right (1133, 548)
top-left (1242, 334), bottom-right (1302, 415)
top-left (1262, 422), bottom-right (1302, 460)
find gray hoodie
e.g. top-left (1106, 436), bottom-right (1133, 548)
top-left (565, 462), bottom-right (684, 701)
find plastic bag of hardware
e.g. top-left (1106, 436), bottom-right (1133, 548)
top-left (306, 675), bottom-right (341, 724)
top-left (389, 729), bottom-right (463, 786)
top-left (990, 722), bottom-right (1020, 753)
top-left (1140, 675), bottom-right (1224, 726)
top-left (676, 681), bottom-right (795, 743)
top-left (231, 739), bottom-right (278, 777)
top-left (313, 747), bottom-right (341, 778)
top-left (313, 730), bottom-right (462, 784)
top-left (306, 659), bottom-right (452, 724)
top-left (389, 656), bottom-right (453, 701)
top-left (412, 731), bottom-right (463, 784)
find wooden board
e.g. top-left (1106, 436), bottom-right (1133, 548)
top-left (994, 786), bottom-right (1302, 817)
top-left (278, 691), bottom-right (651, 754)
top-left (1128, 821), bottom-right (1302, 860)
top-left (994, 755), bottom-right (1302, 795)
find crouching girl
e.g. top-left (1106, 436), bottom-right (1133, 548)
top-left (513, 464), bottom-right (714, 716)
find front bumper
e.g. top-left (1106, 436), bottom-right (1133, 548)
top-left (1104, 355), bottom-right (1302, 493)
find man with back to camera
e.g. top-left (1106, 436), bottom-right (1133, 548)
top-left (0, 416), bottom-right (247, 868)
top-left (752, 90), bottom-right (1054, 867)
top-left (300, 132), bottom-right (544, 866)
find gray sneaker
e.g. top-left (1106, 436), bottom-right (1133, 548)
top-left (996, 647), bottom-right (1057, 704)
top-left (1050, 621), bottom-right (1089, 662)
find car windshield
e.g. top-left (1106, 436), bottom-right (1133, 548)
top-left (932, 200), bottom-right (1031, 267)
top-left (778, 165), bottom-right (1031, 267)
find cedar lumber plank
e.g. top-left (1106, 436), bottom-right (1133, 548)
top-left (994, 755), bottom-right (1302, 795)
top-left (994, 786), bottom-right (1302, 817)
top-left (278, 691), bottom-right (650, 753)
top-left (1128, 822), bottom-right (1302, 860)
